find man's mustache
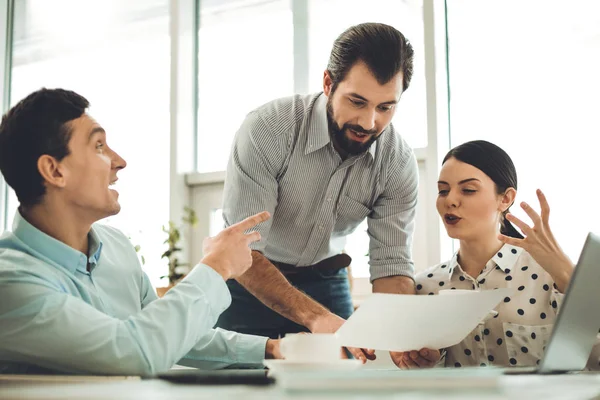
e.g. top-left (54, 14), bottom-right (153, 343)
top-left (343, 124), bottom-right (378, 136)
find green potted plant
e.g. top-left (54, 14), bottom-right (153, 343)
top-left (156, 206), bottom-right (198, 297)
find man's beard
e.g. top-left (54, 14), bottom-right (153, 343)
top-left (326, 98), bottom-right (380, 156)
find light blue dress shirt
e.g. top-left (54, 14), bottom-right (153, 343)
top-left (0, 211), bottom-right (268, 375)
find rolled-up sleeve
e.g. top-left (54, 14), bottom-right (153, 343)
top-left (222, 111), bottom-right (284, 253)
top-left (368, 147), bottom-right (419, 281)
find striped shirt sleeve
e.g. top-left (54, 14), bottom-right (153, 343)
top-left (222, 111), bottom-right (284, 252)
top-left (368, 145), bottom-right (419, 281)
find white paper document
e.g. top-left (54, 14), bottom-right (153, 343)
top-left (337, 289), bottom-right (511, 352)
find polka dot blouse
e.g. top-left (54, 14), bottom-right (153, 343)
top-left (415, 244), bottom-right (600, 370)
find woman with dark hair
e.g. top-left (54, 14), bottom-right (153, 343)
top-left (393, 140), bottom-right (599, 370)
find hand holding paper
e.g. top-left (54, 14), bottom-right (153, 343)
top-left (336, 289), bottom-right (511, 353)
top-left (390, 348), bottom-right (442, 369)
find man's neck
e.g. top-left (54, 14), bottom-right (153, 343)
top-left (20, 202), bottom-right (92, 255)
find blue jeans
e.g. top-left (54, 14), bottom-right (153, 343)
top-left (215, 267), bottom-right (354, 339)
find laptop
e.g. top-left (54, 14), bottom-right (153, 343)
top-left (506, 231), bottom-right (600, 374)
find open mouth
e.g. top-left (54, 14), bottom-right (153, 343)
top-left (444, 214), bottom-right (461, 225)
top-left (348, 129), bottom-right (372, 142)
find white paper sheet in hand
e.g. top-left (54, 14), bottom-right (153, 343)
top-left (336, 289), bottom-right (511, 352)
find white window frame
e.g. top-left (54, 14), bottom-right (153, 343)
top-left (168, 0), bottom-right (198, 266)
top-left (0, 0), bottom-right (14, 233)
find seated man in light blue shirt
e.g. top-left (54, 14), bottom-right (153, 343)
top-left (0, 88), bottom-right (280, 375)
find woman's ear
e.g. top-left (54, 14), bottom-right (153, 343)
top-left (499, 187), bottom-right (517, 213)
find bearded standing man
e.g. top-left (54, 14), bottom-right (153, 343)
top-left (216, 23), bottom-right (419, 363)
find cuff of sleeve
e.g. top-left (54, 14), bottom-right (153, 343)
top-left (235, 333), bottom-right (269, 365)
top-left (369, 263), bottom-right (415, 282)
top-left (181, 264), bottom-right (232, 314)
top-left (249, 241), bottom-right (267, 253)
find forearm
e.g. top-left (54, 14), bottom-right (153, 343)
top-left (178, 328), bottom-right (269, 370)
top-left (545, 259), bottom-right (574, 293)
top-left (372, 275), bottom-right (415, 295)
top-left (236, 251), bottom-right (331, 330)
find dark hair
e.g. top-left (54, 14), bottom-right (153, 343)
top-left (327, 22), bottom-right (414, 93)
top-left (0, 88), bottom-right (89, 207)
top-left (442, 140), bottom-right (524, 239)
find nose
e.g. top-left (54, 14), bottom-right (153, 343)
top-left (445, 189), bottom-right (459, 208)
top-left (111, 150), bottom-right (127, 171)
top-left (358, 108), bottom-right (377, 132)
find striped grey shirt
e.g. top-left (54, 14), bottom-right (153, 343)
top-left (223, 92), bottom-right (418, 281)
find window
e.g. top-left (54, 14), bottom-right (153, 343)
top-left (210, 208), bottom-right (223, 237)
top-left (8, 0), bottom-right (171, 286)
top-left (196, 0), bottom-right (294, 173)
top-left (195, 0), bottom-right (428, 174)
top-left (447, 0), bottom-right (600, 260)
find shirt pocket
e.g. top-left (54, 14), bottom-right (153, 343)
top-left (502, 322), bottom-right (553, 367)
top-left (334, 195), bottom-right (371, 235)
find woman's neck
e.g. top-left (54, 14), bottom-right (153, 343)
top-left (457, 235), bottom-right (504, 278)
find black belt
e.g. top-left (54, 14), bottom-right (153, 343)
top-left (269, 254), bottom-right (352, 276)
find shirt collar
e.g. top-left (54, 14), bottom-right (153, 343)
top-left (87, 228), bottom-right (103, 272)
top-left (444, 252), bottom-right (461, 279)
top-left (490, 243), bottom-right (523, 274)
top-left (446, 243), bottom-right (523, 279)
top-left (12, 210), bottom-right (104, 274)
top-left (305, 92), bottom-right (377, 161)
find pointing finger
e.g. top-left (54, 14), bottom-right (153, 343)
top-left (230, 211), bottom-right (270, 233)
